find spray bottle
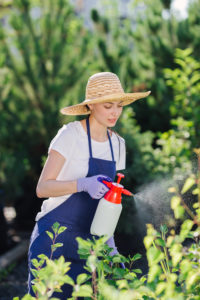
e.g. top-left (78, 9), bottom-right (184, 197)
top-left (90, 173), bottom-right (132, 238)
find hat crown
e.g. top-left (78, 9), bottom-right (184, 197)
top-left (86, 72), bottom-right (124, 100)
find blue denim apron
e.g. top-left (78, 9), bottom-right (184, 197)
top-left (28, 117), bottom-right (116, 299)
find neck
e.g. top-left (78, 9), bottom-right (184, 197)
top-left (88, 116), bottom-right (108, 142)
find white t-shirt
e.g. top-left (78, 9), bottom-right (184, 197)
top-left (35, 121), bottom-right (126, 221)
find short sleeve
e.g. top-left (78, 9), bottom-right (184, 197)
top-left (116, 136), bottom-right (126, 171)
top-left (48, 124), bottom-right (76, 160)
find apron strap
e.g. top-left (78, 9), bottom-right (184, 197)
top-left (86, 117), bottom-right (115, 161)
top-left (107, 130), bottom-right (115, 161)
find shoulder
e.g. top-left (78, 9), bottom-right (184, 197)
top-left (55, 121), bottom-right (80, 138)
top-left (49, 121), bottom-right (81, 147)
top-left (48, 121), bottom-right (80, 158)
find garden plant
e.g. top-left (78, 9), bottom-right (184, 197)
top-left (13, 150), bottom-right (200, 300)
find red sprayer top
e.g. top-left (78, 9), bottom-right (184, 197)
top-left (102, 173), bottom-right (133, 204)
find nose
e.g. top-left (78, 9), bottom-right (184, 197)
top-left (111, 106), bottom-right (122, 117)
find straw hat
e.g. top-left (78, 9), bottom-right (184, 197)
top-left (60, 72), bottom-right (151, 115)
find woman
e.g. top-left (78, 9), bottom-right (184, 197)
top-left (28, 72), bottom-right (150, 298)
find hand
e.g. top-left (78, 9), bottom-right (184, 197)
top-left (77, 174), bottom-right (112, 199)
top-left (106, 236), bottom-right (119, 256)
top-left (106, 237), bottom-right (125, 269)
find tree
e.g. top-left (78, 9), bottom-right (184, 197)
top-left (89, 0), bottom-right (177, 133)
top-left (0, 0), bottom-right (93, 227)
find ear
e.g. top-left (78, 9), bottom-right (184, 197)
top-left (87, 104), bottom-right (93, 111)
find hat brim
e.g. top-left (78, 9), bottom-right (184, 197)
top-left (60, 91), bottom-right (151, 116)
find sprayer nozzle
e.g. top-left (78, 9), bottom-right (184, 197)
top-left (122, 189), bottom-right (133, 196)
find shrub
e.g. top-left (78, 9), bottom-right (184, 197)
top-left (14, 148), bottom-right (200, 299)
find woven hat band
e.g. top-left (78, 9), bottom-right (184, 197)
top-left (86, 72), bottom-right (124, 100)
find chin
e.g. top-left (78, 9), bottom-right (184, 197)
top-left (107, 119), bottom-right (117, 127)
top-left (108, 123), bottom-right (116, 128)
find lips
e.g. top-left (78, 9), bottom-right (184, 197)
top-left (108, 119), bottom-right (117, 123)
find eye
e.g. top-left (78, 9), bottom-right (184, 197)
top-left (104, 105), bottom-right (112, 109)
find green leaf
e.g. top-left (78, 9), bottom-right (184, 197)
top-left (52, 222), bottom-right (60, 234)
top-left (30, 268), bottom-right (39, 278)
top-left (132, 268), bottom-right (142, 274)
top-left (76, 273), bottom-right (89, 285)
top-left (34, 281), bottom-right (46, 295)
top-left (112, 256), bottom-right (122, 263)
top-left (31, 258), bottom-right (39, 268)
top-left (169, 273), bottom-right (178, 283)
top-left (32, 286), bottom-right (37, 296)
top-left (174, 206), bottom-right (185, 219)
top-left (160, 224), bottom-right (168, 234)
top-left (76, 237), bottom-right (92, 251)
top-left (113, 267), bottom-right (126, 278)
top-left (171, 196), bottom-right (181, 209)
top-left (156, 232), bottom-right (162, 238)
top-left (46, 230), bottom-right (54, 240)
top-left (21, 294), bottom-right (35, 300)
top-left (58, 226), bottom-right (67, 235)
top-left (37, 254), bottom-right (48, 261)
top-left (147, 247), bottom-right (164, 266)
top-left (116, 279), bottom-right (129, 289)
top-left (72, 284), bottom-right (93, 297)
top-left (132, 253), bottom-right (142, 261)
top-left (181, 177), bottom-right (195, 194)
top-left (155, 238), bottom-right (166, 247)
top-left (193, 202), bottom-right (199, 209)
top-left (180, 219), bottom-right (194, 240)
top-left (180, 259), bottom-right (191, 276)
top-left (124, 272), bottom-right (137, 280)
top-left (148, 264), bottom-right (162, 283)
top-left (53, 243), bottom-right (63, 248)
top-left (63, 274), bottom-right (74, 286)
top-left (144, 236), bottom-right (154, 249)
top-left (38, 259), bottom-right (45, 268)
top-left (170, 244), bottom-right (183, 267)
top-left (155, 282), bottom-right (166, 295)
top-left (186, 271), bottom-right (200, 288)
top-left (103, 262), bottom-right (112, 273)
top-left (192, 188), bottom-right (199, 195)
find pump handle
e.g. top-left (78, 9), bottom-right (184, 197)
top-left (102, 180), bottom-right (133, 196)
top-left (116, 173), bottom-right (124, 184)
top-left (102, 180), bottom-right (112, 188)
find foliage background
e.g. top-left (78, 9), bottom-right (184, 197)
top-left (0, 0), bottom-right (200, 256)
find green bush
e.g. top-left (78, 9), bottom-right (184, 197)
top-left (117, 107), bottom-right (156, 189)
top-left (164, 48), bottom-right (200, 149)
top-left (0, 0), bottom-right (92, 223)
top-left (15, 150), bottom-right (200, 299)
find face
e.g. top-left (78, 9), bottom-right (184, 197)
top-left (88, 101), bottom-right (123, 127)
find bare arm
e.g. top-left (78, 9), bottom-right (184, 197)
top-left (36, 149), bottom-right (77, 198)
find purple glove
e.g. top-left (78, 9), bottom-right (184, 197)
top-left (120, 262), bottom-right (125, 269)
top-left (106, 236), bottom-right (119, 256)
top-left (107, 237), bottom-right (125, 269)
top-left (77, 174), bottom-right (112, 199)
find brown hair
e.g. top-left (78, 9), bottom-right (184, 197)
top-left (109, 129), bottom-right (122, 162)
